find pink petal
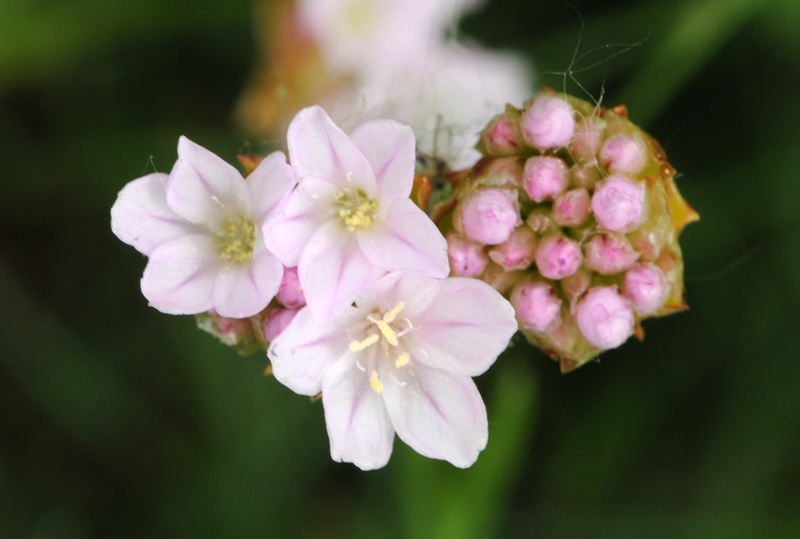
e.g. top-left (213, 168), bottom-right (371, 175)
top-left (213, 248), bottom-right (284, 318)
top-left (245, 151), bottom-right (296, 224)
top-left (358, 198), bottom-right (449, 278)
top-left (141, 234), bottom-right (219, 314)
top-left (349, 119), bottom-right (415, 202)
top-left (166, 136), bottom-right (249, 226)
top-left (354, 269), bottom-right (440, 320)
top-left (263, 177), bottom-right (337, 267)
top-left (299, 222), bottom-right (386, 324)
top-left (410, 278), bottom-right (517, 376)
top-left (381, 363), bottom-right (487, 468)
top-left (321, 355), bottom-right (395, 471)
top-left (287, 106), bottom-right (376, 193)
top-left (268, 306), bottom-right (361, 396)
top-left (111, 173), bottom-right (197, 255)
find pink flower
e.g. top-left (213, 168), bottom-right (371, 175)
top-left (268, 270), bottom-right (518, 470)
top-left (583, 232), bottom-right (640, 275)
top-left (446, 232), bottom-right (489, 277)
top-left (276, 266), bottom-right (305, 309)
top-left (600, 133), bottom-right (648, 174)
top-left (522, 156), bottom-right (569, 202)
top-left (553, 187), bottom-right (591, 227)
top-left (510, 280), bottom-right (562, 332)
top-left (622, 263), bottom-right (669, 314)
top-left (265, 106), bottom-right (448, 324)
top-left (460, 189), bottom-right (520, 245)
top-left (111, 137), bottom-right (295, 318)
top-left (262, 307), bottom-right (301, 342)
top-left (534, 235), bottom-right (583, 280)
top-left (521, 96), bottom-right (575, 150)
top-left (575, 286), bottom-right (634, 349)
top-left (591, 174), bottom-right (646, 232)
top-left (488, 226), bottom-right (536, 270)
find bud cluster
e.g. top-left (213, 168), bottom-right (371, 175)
top-left (441, 90), bottom-right (698, 372)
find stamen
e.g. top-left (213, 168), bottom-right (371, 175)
top-left (377, 320), bottom-right (398, 346)
top-left (369, 370), bottom-right (384, 393)
top-left (395, 352), bottom-right (410, 368)
top-left (349, 334), bottom-right (379, 352)
top-left (383, 301), bottom-right (405, 323)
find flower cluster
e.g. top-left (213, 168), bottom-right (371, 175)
top-left (439, 89), bottom-right (698, 372)
top-left (111, 106), bottom-right (517, 470)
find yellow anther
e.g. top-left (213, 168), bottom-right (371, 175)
top-left (395, 352), bottom-right (410, 368)
top-left (383, 301), bottom-right (405, 324)
top-left (369, 370), bottom-right (384, 393)
top-left (377, 320), bottom-right (398, 346)
top-left (349, 334), bottom-right (379, 352)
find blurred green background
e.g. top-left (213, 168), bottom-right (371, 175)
top-left (1, 0), bottom-right (799, 537)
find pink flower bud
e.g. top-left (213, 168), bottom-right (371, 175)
top-left (483, 114), bottom-right (524, 155)
top-left (575, 286), bottom-right (634, 349)
top-left (521, 96), bottom-right (575, 150)
top-left (591, 174), bottom-right (645, 231)
top-left (622, 263), bottom-right (669, 314)
top-left (447, 232), bottom-right (489, 277)
top-left (262, 307), bottom-right (300, 342)
top-left (276, 266), bottom-right (305, 308)
top-left (488, 226), bottom-right (536, 270)
top-left (511, 280), bottom-right (562, 332)
top-left (522, 156), bottom-right (569, 202)
top-left (560, 267), bottom-right (591, 313)
top-left (460, 189), bottom-right (520, 245)
top-left (553, 187), bottom-right (591, 227)
top-left (570, 117), bottom-right (606, 161)
top-left (534, 235), bottom-right (582, 280)
top-left (600, 133), bottom-right (648, 174)
top-left (583, 232), bottom-right (640, 275)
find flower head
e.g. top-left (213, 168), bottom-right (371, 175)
top-left (265, 106), bottom-right (448, 324)
top-left (268, 270), bottom-right (517, 470)
top-left (111, 137), bottom-right (295, 318)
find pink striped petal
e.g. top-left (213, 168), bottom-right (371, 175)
top-left (245, 151), bottom-right (296, 224)
top-left (349, 119), bottom-right (415, 202)
top-left (213, 248), bottom-right (284, 318)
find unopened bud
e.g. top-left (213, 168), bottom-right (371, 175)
top-left (534, 235), bottom-right (582, 280)
top-left (553, 187), bottom-right (591, 227)
top-left (447, 232), bottom-right (489, 277)
top-left (483, 113), bottom-right (524, 155)
top-left (262, 307), bottom-right (300, 342)
top-left (523, 156), bottom-right (569, 202)
top-left (583, 232), bottom-right (640, 275)
top-left (571, 160), bottom-right (603, 190)
top-left (460, 189), bottom-right (520, 245)
top-left (276, 266), bottom-right (305, 308)
top-left (488, 226), bottom-right (537, 270)
top-left (575, 286), bottom-right (634, 349)
top-left (600, 133), bottom-right (648, 175)
top-left (591, 174), bottom-right (645, 232)
top-left (622, 263), bottom-right (669, 314)
top-left (521, 96), bottom-right (575, 150)
top-left (511, 280), bottom-right (562, 332)
top-left (570, 117), bottom-right (606, 161)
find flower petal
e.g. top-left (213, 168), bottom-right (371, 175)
top-left (409, 277), bottom-right (517, 376)
top-left (263, 177), bottom-right (337, 267)
top-left (287, 106), bottom-right (376, 194)
top-left (349, 119), bottom-right (415, 201)
top-left (213, 248), bottom-right (284, 318)
top-left (381, 363), bottom-right (487, 468)
top-left (141, 234), bottom-right (219, 314)
top-left (268, 306), bottom-right (361, 396)
top-left (110, 173), bottom-right (197, 255)
top-left (245, 151), bottom-right (296, 224)
top-left (167, 136), bottom-right (249, 226)
top-left (322, 355), bottom-right (395, 471)
top-left (299, 222), bottom-right (386, 324)
top-left (359, 198), bottom-right (449, 278)
top-left (354, 269), bottom-right (440, 320)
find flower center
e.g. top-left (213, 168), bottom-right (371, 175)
top-left (217, 216), bottom-right (256, 264)
top-left (348, 301), bottom-right (413, 393)
top-left (333, 189), bottom-right (379, 232)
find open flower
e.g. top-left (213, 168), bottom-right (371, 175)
top-left (265, 106), bottom-right (449, 324)
top-left (268, 270), bottom-right (518, 470)
top-left (111, 136), bottom-right (295, 318)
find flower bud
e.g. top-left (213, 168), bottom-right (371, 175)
top-left (262, 307), bottom-right (300, 343)
top-left (583, 232), bottom-right (640, 275)
top-left (591, 174), bottom-right (645, 232)
top-left (575, 286), bottom-right (634, 349)
top-left (525, 209), bottom-right (557, 235)
top-left (447, 232), bottom-right (489, 277)
top-left (600, 133), bottom-right (648, 174)
top-left (534, 235), bottom-right (582, 280)
top-left (570, 117), bottom-right (606, 161)
top-left (523, 156), bottom-right (569, 202)
top-left (622, 263), bottom-right (669, 314)
top-left (570, 160), bottom-right (603, 190)
top-left (460, 189), bottom-right (520, 245)
top-left (553, 187), bottom-right (591, 227)
top-left (482, 113), bottom-right (524, 155)
top-left (511, 280), bottom-right (562, 332)
top-left (521, 96), bottom-right (575, 150)
top-left (488, 226), bottom-right (536, 270)
top-left (276, 266), bottom-right (305, 308)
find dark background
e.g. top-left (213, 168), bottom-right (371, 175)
top-left (2, 0), bottom-right (798, 537)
